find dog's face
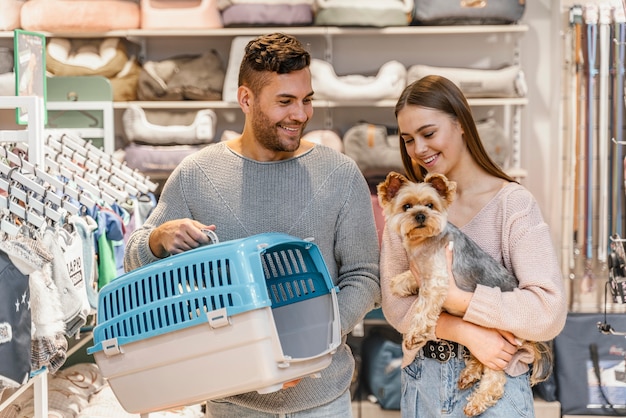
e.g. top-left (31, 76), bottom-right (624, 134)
top-left (377, 172), bottom-right (456, 245)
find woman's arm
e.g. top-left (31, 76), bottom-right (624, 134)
top-left (460, 190), bottom-right (567, 342)
top-left (436, 313), bottom-right (518, 371)
top-left (380, 225), bottom-right (417, 335)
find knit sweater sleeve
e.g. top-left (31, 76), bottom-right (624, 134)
top-left (332, 168), bottom-right (382, 336)
top-left (123, 158), bottom-right (194, 271)
top-left (462, 186), bottom-right (568, 342)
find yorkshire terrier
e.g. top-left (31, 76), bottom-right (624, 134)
top-left (377, 171), bottom-right (551, 417)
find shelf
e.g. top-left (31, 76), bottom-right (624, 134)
top-left (112, 97), bottom-right (528, 110)
top-left (0, 24), bottom-right (529, 39)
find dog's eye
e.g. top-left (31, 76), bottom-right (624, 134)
top-left (402, 204), bottom-right (412, 211)
top-left (426, 203), bottom-right (434, 209)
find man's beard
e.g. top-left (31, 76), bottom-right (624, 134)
top-left (250, 106), bottom-right (305, 152)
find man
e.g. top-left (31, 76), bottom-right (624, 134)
top-left (124, 33), bottom-right (381, 417)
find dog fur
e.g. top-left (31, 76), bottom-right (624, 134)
top-left (377, 171), bottom-right (551, 416)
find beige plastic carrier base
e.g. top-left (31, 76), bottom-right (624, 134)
top-left (94, 303), bottom-right (335, 414)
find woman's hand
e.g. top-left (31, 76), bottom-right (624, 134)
top-left (436, 313), bottom-right (519, 371)
top-left (463, 326), bottom-right (520, 371)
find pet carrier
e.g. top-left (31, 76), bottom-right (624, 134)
top-left (87, 232), bottom-right (340, 414)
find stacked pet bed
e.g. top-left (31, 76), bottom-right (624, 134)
top-left (407, 64), bottom-right (527, 98)
top-left (140, 0), bottom-right (223, 29)
top-left (137, 51), bottom-right (226, 101)
top-left (120, 105), bottom-right (218, 180)
top-left (0, 0), bottom-right (24, 31)
top-left (218, 0), bottom-right (314, 27)
top-left (20, 0), bottom-right (140, 32)
top-left (310, 59), bottom-right (407, 101)
top-left (46, 38), bottom-right (141, 102)
top-left (313, 0), bottom-right (413, 27)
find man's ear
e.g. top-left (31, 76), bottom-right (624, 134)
top-left (237, 86), bottom-right (252, 111)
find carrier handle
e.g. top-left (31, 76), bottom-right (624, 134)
top-left (202, 229), bottom-right (219, 245)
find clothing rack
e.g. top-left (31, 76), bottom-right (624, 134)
top-left (0, 95), bottom-right (48, 418)
top-left (0, 95), bottom-right (159, 418)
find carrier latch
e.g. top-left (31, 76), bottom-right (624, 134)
top-left (102, 338), bottom-right (123, 356)
top-left (206, 307), bottom-right (230, 328)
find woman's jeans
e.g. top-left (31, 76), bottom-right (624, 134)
top-left (205, 389), bottom-right (352, 418)
top-left (401, 350), bottom-right (535, 417)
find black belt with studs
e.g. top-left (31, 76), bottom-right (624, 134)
top-left (421, 340), bottom-right (468, 362)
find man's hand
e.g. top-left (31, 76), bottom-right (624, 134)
top-left (149, 219), bottom-right (216, 258)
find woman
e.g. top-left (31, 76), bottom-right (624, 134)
top-left (380, 75), bottom-right (567, 417)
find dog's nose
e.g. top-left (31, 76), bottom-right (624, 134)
top-left (415, 212), bottom-right (426, 224)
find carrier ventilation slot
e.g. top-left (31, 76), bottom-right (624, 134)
top-left (99, 257), bottom-right (237, 340)
top-left (262, 248), bottom-right (327, 308)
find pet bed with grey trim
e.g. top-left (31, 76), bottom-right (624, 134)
top-left (122, 105), bottom-right (218, 146)
top-left (407, 64), bottom-right (527, 98)
top-left (311, 59), bottom-right (407, 101)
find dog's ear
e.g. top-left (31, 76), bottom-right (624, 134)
top-left (425, 173), bottom-right (456, 205)
top-left (377, 171), bottom-right (407, 206)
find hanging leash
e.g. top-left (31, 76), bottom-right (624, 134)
top-left (598, 3), bottom-right (611, 264)
top-left (582, 3), bottom-right (599, 293)
top-left (611, 6), bottom-right (626, 239)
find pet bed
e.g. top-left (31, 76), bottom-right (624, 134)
top-left (137, 51), bottom-right (225, 101)
top-left (122, 142), bottom-right (206, 175)
top-left (343, 122), bottom-right (404, 180)
top-left (46, 38), bottom-right (128, 78)
top-left (219, 0), bottom-right (314, 27)
top-left (20, 0), bottom-right (140, 32)
top-left (122, 105), bottom-right (218, 145)
top-left (140, 0), bottom-right (223, 29)
top-left (46, 38), bottom-right (139, 101)
top-left (411, 0), bottom-right (525, 25)
top-left (0, 0), bottom-right (24, 31)
top-left (407, 64), bottom-right (527, 98)
top-left (313, 0), bottom-right (413, 27)
top-left (311, 59), bottom-right (407, 101)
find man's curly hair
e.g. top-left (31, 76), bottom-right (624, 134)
top-left (238, 33), bottom-right (311, 94)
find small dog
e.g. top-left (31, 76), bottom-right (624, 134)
top-left (377, 171), bottom-right (551, 417)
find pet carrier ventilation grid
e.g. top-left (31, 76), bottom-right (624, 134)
top-left (87, 232), bottom-right (340, 414)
